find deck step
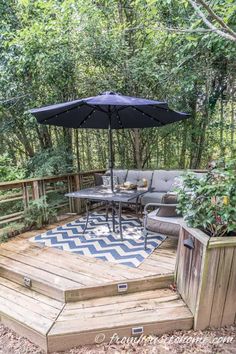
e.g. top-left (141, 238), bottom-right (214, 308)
top-left (0, 244), bottom-right (174, 302)
top-left (48, 288), bottom-right (193, 352)
top-left (0, 277), bottom-right (64, 351)
top-left (0, 253), bottom-right (78, 302)
top-left (0, 280), bottom-right (193, 353)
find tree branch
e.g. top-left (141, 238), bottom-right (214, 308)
top-left (196, 0), bottom-right (236, 38)
top-left (125, 24), bottom-right (218, 33)
top-left (188, 0), bottom-right (236, 42)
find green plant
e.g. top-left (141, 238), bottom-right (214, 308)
top-left (176, 159), bottom-right (236, 237)
top-left (0, 222), bottom-right (25, 242)
top-left (23, 196), bottom-right (57, 229)
top-left (0, 231), bottom-right (9, 243)
top-left (0, 154), bottom-right (26, 182)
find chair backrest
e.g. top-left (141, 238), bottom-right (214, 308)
top-left (125, 170), bottom-right (153, 188)
top-left (105, 169), bottom-right (206, 190)
top-left (151, 170), bottom-right (183, 192)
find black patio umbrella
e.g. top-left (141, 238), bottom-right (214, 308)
top-left (29, 91), bottom-right (190, 190)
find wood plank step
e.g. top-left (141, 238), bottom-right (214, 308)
top-left (0, 277), bottom-right (64, 351)
top-left (0, 254), bottom-right (79, 301)
top-left (65, 273), bottom-right (174, 302)
top-left (0, 278), bottom-right (193, 353)
top-left (0, 246), bottom-right (110, 286)
top-left (2, 239), bottom-right (156, 279)
top-left (48, 288), bottom-right (193, 352)
top-left (0, 242), bottom-right (175, 303)
top-left (0, 276), bottom-right (62, 309)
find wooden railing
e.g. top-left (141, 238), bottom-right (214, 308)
top-left (0, 170), bottom-right (106, 229)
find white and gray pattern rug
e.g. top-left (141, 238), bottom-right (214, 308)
top-left (30, 213), bottom-right (166, 268)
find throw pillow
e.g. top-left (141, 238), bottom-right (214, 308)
top-left (156, 193), bottom-right (179, 217)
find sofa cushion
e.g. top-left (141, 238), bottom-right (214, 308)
top-left (126, 170), bottom-right (153, 188)
top-left (105, 169), bottom-right (128, 184)
top-left (151, 170), bottom-right (183, 192)
top-left (141, 191), bottom-right (165, 205)
top-left (125, 170), bottom-right (139, 184)
top-left (147, 210), bottom-right (182, 236)
top-left (147, 216), bottom-right (181, 236)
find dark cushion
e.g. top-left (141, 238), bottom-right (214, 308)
top-left (147, 217), bottom-right (181, 236)
top-left (141, 191), bottom-right (166, 205)
top-left (155, 193), bottom-right (178, 217)
top-left (94, 173), bottom-right (103, 186)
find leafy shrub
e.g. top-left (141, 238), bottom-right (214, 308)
top-left (25, 147), bottom-right (74, 177)
top-left (0, 232), bottom-right (8, 243)
top-left (0, 154), bottom-right (26, 182)
top-left (0, 222), bottom-right (25, 242)
top-left (24, 196), bottom-right (57, 229)
top-left (176, 160), bottom-right (236, 237)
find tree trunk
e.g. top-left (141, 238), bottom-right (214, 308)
top-left (220, 95), bottom-right (224, 155)
top-left (132, 129), bottom-right (142, 169)
top-left (63, 128), bottom-right (73, 172)
top-left (179, 121), bottom-right (188, 168)
top-left (231, 91), bottom-right (235, 155)
top-left (75, 129), bottom-right (80, 172)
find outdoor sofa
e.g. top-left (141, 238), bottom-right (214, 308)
top-left (104, 168), bottom-right (205, 205)
top-left (100, 169), bottom-right (206, 242)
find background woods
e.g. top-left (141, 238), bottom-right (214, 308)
top-left (0, 0), bottom-right (236, 181)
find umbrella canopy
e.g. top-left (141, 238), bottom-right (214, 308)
top-left (30, 91), bottom-right (189, 129)
top-left (29, 91), bottom-right (190, 190)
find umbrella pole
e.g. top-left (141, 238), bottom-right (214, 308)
top-left (108, 111), bottom-right (114, 191)
top-left (108, 110), bottom-right (116, 233)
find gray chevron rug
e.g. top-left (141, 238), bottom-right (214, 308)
top-left (30, 212), bottom-right (166, 268)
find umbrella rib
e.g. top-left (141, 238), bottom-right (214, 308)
top-left (132, 107), bottom-right (165, 126)
top-left (78, 108), bottom-right (96, 128)
top-left (116, 111), bottom-right (124, 129)
top-left (151, 104), bottom-right (190, 116)
top-left (38, 103), bottom-right (85, 123)
top-left (35, 102), bottom-right (108, 124)
top-left (85, 103), bottom-right (108, 114)
top-left (117, 104), bottom-right (168, 113)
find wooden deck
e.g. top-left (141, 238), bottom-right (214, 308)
top-left (0, 216), bottom-right (193, 352)
top-left (0, 216), bottom-right (178, 301)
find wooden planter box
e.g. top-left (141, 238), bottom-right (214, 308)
top-left (176, 224), bottom-right (236, 330)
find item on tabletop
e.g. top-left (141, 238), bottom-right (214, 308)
top-left (121, 181), bottom-right (137, 190)
top-left (102, 175), bottom-right (118, 188)
top-left (137, 178), bottom-right (148, 191)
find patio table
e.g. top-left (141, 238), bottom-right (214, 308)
top-left (66, 186), bottom-right (147, 240)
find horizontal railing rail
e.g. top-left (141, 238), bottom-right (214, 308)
top-left (0, 169), bottom-right (106, 229)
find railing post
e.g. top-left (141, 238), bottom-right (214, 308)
top-left (67, 175), bottom-right (75, 213)
top-left (22, 182), bottom-right (30, 209)
top-left (32, 180), bottom-right (40, 200)
top-left (74, 174), bottom-right (82, 214)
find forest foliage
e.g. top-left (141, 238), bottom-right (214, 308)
top-left (0, 0), bottom-right (236, 181)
